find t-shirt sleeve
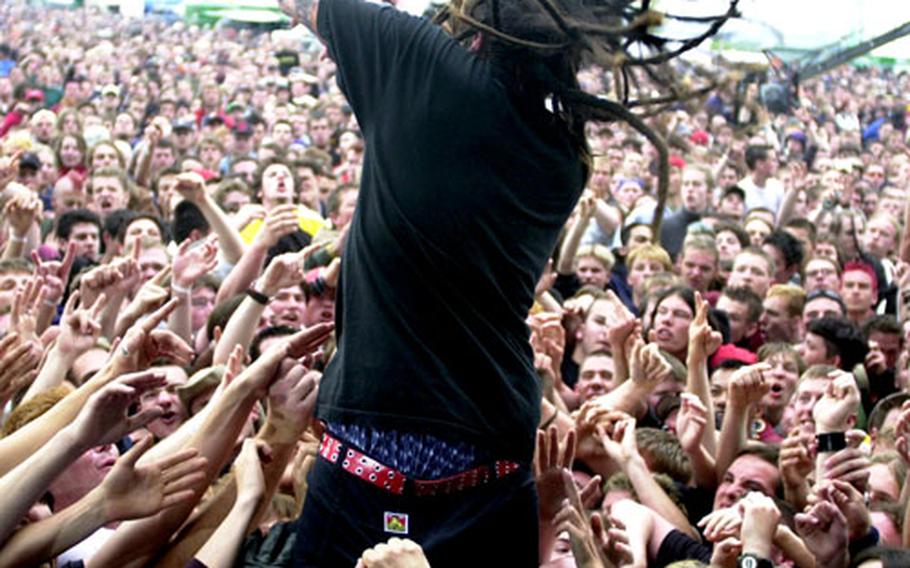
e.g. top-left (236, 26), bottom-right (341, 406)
top-left (317, 0), bottom-right (463, 129)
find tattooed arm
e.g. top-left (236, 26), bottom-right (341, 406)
top-left (279, 0), bottom-right (322, 37)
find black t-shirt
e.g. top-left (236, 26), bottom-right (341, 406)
top-left (316, 0), bottom-right (586, 462)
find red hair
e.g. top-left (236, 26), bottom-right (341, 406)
top-left (842, 261), bottom-right (878, 297)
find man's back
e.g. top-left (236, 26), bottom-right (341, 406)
top-left (316, 0), bottom-right (587, 461)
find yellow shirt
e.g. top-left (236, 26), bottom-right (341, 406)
top-left (239, 205), bottom-right (327, 244)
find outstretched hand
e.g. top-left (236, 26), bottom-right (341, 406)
top-left (100, 436), bottom-right (207, 522)
top-left (535, 426), bottom-right (577, 522)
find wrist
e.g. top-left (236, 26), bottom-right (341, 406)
top-left (172, 280), bottom-right (192, 295)
top-left (7, 229), bottom-right (26, 243)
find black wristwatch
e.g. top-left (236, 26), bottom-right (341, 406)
top-left (738, 553), bottom-right (773, 568)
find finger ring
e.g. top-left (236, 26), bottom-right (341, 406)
top-left (120, 345), bottom-right (130, 356)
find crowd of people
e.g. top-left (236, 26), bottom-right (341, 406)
top-left (2, 0), bottom-right (910, 566)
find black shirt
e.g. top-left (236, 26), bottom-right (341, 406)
top-left (316, 0), bottom-right (586, 462)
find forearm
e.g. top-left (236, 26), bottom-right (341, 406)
top-left (592, 201), bottom-right (620, 235)
top-left (0, 367), bottom-right (115, 477)
top-left (213, 296), bottom-right (266, 365)
top-left (94, 381), bottom-right (260, 566)
top-left (35, 302), bottom-right (57, 335)
top-left (99, 294), bottom-right (127, 340)
top-left (0, 489), bottom-right (107, 566)
top-left (168, 288), bottom-right (193, 344)
top-left (536, 290), bottom-right (562, 314)
top-left (685, 354), bottom-right (717, 456)
top-left (198, 198), bottom-right (245, 264)
top-left (0, 426), bottom-right (85, 543)
top-left (596, 381), bottom-right (648, 419)
top-left (556, 215), bottom-right (590, 275)
top-left (1, 235), bottom-right (24, 259)
top-left (774, 525), bottom-right (815, 568)
top-left (134, 145), bottom-right (153, 188)
top-left (193, 493), bottom-right (260, 568)
top-left (215, 242), bottom-right (268, 305)
top-left (776, 184), bottom-right (801, 227)
top-left (625, 457), bottom-right (698, 539)
top-left (715, 403), bottom-right (750, 479)
top-left (21, 345), bottom-right (75, 403)
top-left (685, 443), bottom-right (717, 490)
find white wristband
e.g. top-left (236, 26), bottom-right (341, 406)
top-left (171, 282), bottom-right (192, 296)
top-left (8, 232), bottom-right (26, 244)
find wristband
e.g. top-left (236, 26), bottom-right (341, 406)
top-left (8, 232), bottom-right (26, 244)
top-left (737, 554), bottom-right (773, 568)
top-left (171, 282), bottom-right (191, 296)
top-left (816, 431), bottom-right (847, 453)
top-left (246, 287), bottom-right (269, 305)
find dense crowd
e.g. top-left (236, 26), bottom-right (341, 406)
top-left (1, 0), bottom-right (910, 566)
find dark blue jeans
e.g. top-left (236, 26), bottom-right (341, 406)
top-left (290, 455), bottom-right (539, 567)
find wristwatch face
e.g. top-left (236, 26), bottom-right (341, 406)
top-left (741, 558), bottom-right (758, 568)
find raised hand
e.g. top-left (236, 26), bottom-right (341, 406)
top-left (266, 361), bottom-right (320, 443)
top-left (355, 538), bottom-right (431, 568)
top-left (0, 332), bottom-right (40, 405)
top-left (100, 436), bottom-right (207, 522)
top-left (172, 236), bottom-right (219, 290)
top-left (257, 248), bottom-right (310, 296)
top-left (113, 298), bottom-right (192, 373)
top-left (535, 426), bottom-right (577, 522)
top-left (0, 150), bottom-right (22, 190)
top-left (628, 340), bottom-right (673, 392)
top-left (814, 479), bottom-right (870, 541)
top-left (3, 192), bottom-right (41, 239)
top-left (739, 492), bottom-right (780, 559)
top-left (687, 291), bottom-right (722, 363)
top-left (894, 400), bottom-right (910, 464)
top-left (818, 431), bottom-right (871, 491)
top-left (234, 438), bottom-right (270, 503)
top-left (726, 363), bottom-right (771, 411)
top-left (32, 242), bottom-right (76, 308)
top-left (254, 204), bottom-right (299, 249)
top-left (794, 500), bottom-right (849, 568)
top-left (174, 172), bottom-right (208, 204)
top-left (71, 369), bottom-right (169, 446)
top-left (779, 428), bottom-right (814, 491)
top-left (55, 291), bottom-right (105, 358)
top-left (240, 322), bottom-right (334, 398)
top-left (676, 393), bottom-right (709, 453)
top-left (813, 371), bottom-right (860, 433)
top-left (10, 274), bottom-right (44, 344)
top-left (552, 474), bottom-right (605, 568)
top-left (79, 264), bottom-right (125, 307)
top-left (590, 513), bottom-right (633, 568)
top-left (596, 417), bottom-right (639, 467)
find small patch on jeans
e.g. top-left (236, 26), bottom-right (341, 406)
top-left (384, 512), bottom-right (408, 534)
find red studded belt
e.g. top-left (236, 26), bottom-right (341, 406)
top-left (318, 432), bottom-right (521, 497)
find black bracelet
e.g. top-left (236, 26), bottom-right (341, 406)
top-left (816, 431), bottom-right (847, 453)
top-left (540, 410), bottom-right (559, 431)
top-left (246, 288), bottom-right (269, 305)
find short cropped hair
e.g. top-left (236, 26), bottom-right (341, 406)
top-left (766, 284), bottom-right (806, 318)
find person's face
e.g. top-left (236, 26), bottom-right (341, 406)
top-left (761, 244), bottom-right (789, 284)
top-left (298, 167), bottom-right (319, 210)
top-left (71, 348), bottom-right (109, 385)
top-left (864, 165), bottom-right (886, 187)
top-left (67, 222), bottom-right (101, 261)
top-left (49, 444), bottom-right (118, 509)
top-left (576, 256), bottom-right (609, 290)
top-left (174, 128), bottom-right (196, 151)
top-left (272, 123), bottom-right (294, 147)
top-left (727, 253), bottom-right (773, 298)
top-left (868, 463), bottom-right (900, 505)
top-left (91, 175), bottom-right (128, 217)
top-left (718, 194), bottom-right (745, 219)
top-left (713, 454), bottom-right (780, 510)
top-left (331, 189), bottom-right (358, 230)
top-left (716, 295), bottom-right (754, 344)
top-left (191, 286), bottom-right (216, 332)
top-left (759, 352), bottom-right (800, 419)
top-left (681, 169), bottom-right (709, 212)
top-left (624, 225), bottom-right (653, 253)
top-left (309, 118), bottom-right (332, 147)
top-left (232, 134), bottom-right (253, 155)
top-left (140, 365), bottom-right (189, 439)
top-left (221, 190), bottom-right (251, 215)
top-left (791, 377), bottom-right (830, 432)
top-left (652, 294), bottom-right (693, 356)
top-left (231, 160), bottom-right (257, 186)
top-left (814, 242), bottom-right (838, 265)
top-left (878, 197), bottom-right (903, 221)
top-left (0, 271), bottom-right (31, 325)
top-left (627, 258), bottom-right (664, 296)
top-left (199, 143), bottom-right (222, 169)
top-left (268, 285), bottom-right (306, 328)
top-left (59, 136), bottom-right (84, 168)
top-left (112, 114), bottom-right (135, 139)
top-left (589, 162), bottom-right (611, 194)
top-left (52, 176), bottom-right (85, 214)
top-left (838, 216), bottom-right (862, 258)
top-left (124, 218), bottom-right (162, 251)
top-left (260, 163), bottom-right (295, 207)
top-left (575, 354), bottom-right (615, 403)
top-left (760, 296), bottom-right (798, 343)
top-left (745, 220), bottom-right (771, 248)
top-left (680, 248), bottom-right (716, 293)
top-left (715, 230), bottom-right (742, 262)
top-left (863, 217), bottom-right (897, 259)
top-left (869, 330), bottom-right (901, 370)
top-left (840, 270), bottom-right (875, 316)
top-left (151, 147), bottom-right (175, 172)
top-left (718, 167), bottom-right (739, 188)
top-left (614, 181), bottom-right (643, 210)
top-left (31, 113), bottom-right (56, 142)
top-left (799, 332), bottom-right (835, 369)
top-left (710, 368), bottom-right (734, 421)
top-left (139, 248), bottom-right (169, 284)
top-left (579, 299), bottom-right (611, 355)
top-left (802, 297), bottom-right (844, 328)
top-left (302, 290), bottom-right (335, 327)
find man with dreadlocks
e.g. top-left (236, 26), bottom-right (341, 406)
top-left (277, 0), bottom-right (588, 564)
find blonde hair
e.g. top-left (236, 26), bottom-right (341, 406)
top-left (766, 284), bottom-right (806, 317)
top-left (627, 244), bottom-right (673, 272)
top-left (575, 244), bottom-right (615, 273)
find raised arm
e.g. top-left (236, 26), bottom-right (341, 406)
top-left (279, 0), bottom-right (322, 37)
top-left (175, 172), bottom-right (246, 264)
top-left (556, 192), bottom-right (594, 275)
top-left (685, 292), bottom-right (721, 456)
top-left (715, 364), bottom-right (770, 479)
